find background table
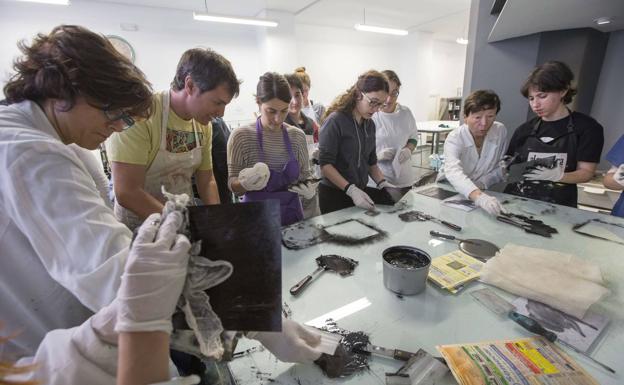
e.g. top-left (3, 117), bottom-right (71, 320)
top-left (416, 120), bottom-right (459, 154)
top-left (229, 187), bottom-right (624, 385)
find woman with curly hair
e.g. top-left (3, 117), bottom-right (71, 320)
top-left (317, 70), bottom-right (394, 214)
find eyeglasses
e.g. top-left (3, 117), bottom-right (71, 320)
top-left (103, 107), bottom-right (135, 130)
top-left (361, 92), bottom-right (387, 109)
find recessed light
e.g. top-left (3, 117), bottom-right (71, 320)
top-left (15, 0), bottom-right (69, 4)
top-left (193, 12), bottom-right (278, 27)
top-left (354, 24), bottom-right (408, 36)
top-left (594, 17), bottom-right (612, 26)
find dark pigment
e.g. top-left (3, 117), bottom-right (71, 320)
top-left (384, 251), bottom-right (430, 269)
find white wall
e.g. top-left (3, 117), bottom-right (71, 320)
top-left (0, 0), bottom-right (466, 124)
top-left (591, 30), bottom-right (624, 169)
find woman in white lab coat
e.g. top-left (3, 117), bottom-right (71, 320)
top-left (0, 24), bottom-right (153, 358)
top-left (437, 90), bottom-right (508, 215)
top-left (370, 70), bottom-right (418, 202)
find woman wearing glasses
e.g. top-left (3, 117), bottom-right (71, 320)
top-left (318, 70), bottom-right (395, 214)
top-left (0, 23), bottom-right (156, 373)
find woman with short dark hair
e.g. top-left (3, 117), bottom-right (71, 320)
top-left (505, 61), bottom-right (604, 207)
top-left (227, 72), bottom-right (314, 225)
top-left (438, 89), bottom-right (508, 215)
top-left (0, 24), bottom-right (153, 359)
top-left (318, 70), bottom-right (394, 214)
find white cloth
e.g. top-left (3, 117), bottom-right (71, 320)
top-left (437, 121), bottom-right (508, 198)
top-left (114, 92), bottom-right (204, 230)
top-left (480, 244), bottom-right (610, 319)
top-left (239, 162), bottom-right (270, 191)
top-left (370, 104), bottom-right (418, 187)
top-left (69, 145), bottom-right (111, 208)
top-left (0, 101), bottom-right (131, 358)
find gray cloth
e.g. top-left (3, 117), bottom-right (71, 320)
top-left (161, 188), bottom-right (234, 360)
top-left (318, 111), bottom-right (377, 189)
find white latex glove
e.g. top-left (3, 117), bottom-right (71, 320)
top-left (248, 318), bottom-right (323, 363)
top-left (523, 165), bottom-right (564, 182)
top-left (474, 193), bottom-right (506, 216)
top-left (398, 147), bottom-right (412, 164)
top-left (311, 147), bottom-right (320, 161)
top-left (377, 180), bottom-right (396, 189)
top-left (288, 180), bottom-right (319, 200)
top-left (239, 162), bottom-right (270, 191)
top-left (613, 164), bottom-right (624, 187)
top-left (377, 147), bottom-right (396, 161)
top-left (345, 184), bottom-right (375, 210)
top-left (115, 212), bottom-right (191, 334)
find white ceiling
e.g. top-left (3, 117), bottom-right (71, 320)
top-left (489, 0), bottom-right (624, 42)
top-left (74, 0), bottom-right (471, 42)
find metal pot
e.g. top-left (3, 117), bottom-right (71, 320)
top-left (382, 246), bottom-right (431, 295)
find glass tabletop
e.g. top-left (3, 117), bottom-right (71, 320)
top-left (229, 186), bottom-right (624, 384)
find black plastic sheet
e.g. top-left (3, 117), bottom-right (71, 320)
top-left (188, 200), bottom-right (282, 331)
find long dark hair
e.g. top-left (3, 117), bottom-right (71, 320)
top-left (323, 70), bottom-right (389, 122)
top-left (255, 72), bottom-right (291, 104)
top-left (3, 25), bottom-right (153, 118)
top-left (521, 61), bottom-right (577, 104)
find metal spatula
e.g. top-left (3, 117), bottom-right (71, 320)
top-left (290, 255), bottom-right (358, 296)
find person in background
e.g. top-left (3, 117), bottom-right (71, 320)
top-left (370, 70), bottom-right (418, 202)
top-left (318, 70), bottom-right (395, 214)
top-left (107, 48), bottom-right (241, 229)
top-left (227, 72), bottom-right (316, 225)
top-left (437, 90), bottom-right (508, 216)
top-left (603, 134), bottom-right (624, 217)
top-left (284, 73), bottom-right (321, 218)
top-left (504, 61), bottom-right (604, 207)
top-left (210, 117), bottom-right (234, 203)
top-left (294, 67), bottom-right (326, 125)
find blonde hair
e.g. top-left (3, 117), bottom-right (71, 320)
top-left (294, 66), bottom-right (311, 88)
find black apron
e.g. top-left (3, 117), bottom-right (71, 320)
top-left (505, 111), bottom-right (578, 207)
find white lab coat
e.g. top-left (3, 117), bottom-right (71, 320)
top-left (14, 320), bottom-right (119, 385)
top-left (11, 314), bottom-right (180, 385)
top-left (0, 101), bottom-right (131, 357)
top-left (437, 121), bottom-right (508, 198)
top-left (69, 145), bottom-right (112, 208)
top-left (370, 104), bottom-right (419, 187)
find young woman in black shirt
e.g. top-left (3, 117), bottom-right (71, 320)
top-left (505, 61), bottom-right (604, 207)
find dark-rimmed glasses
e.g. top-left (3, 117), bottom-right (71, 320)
top-left (361, 92), bottom-right (387, 109)
top-left (103, 108), bottom-right (135, 130)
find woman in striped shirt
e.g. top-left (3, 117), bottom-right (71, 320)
top-left (227, 72), bottom-right (317, 225)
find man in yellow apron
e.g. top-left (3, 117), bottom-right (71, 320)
top-left (107, 48), bottom-right (240, 229)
